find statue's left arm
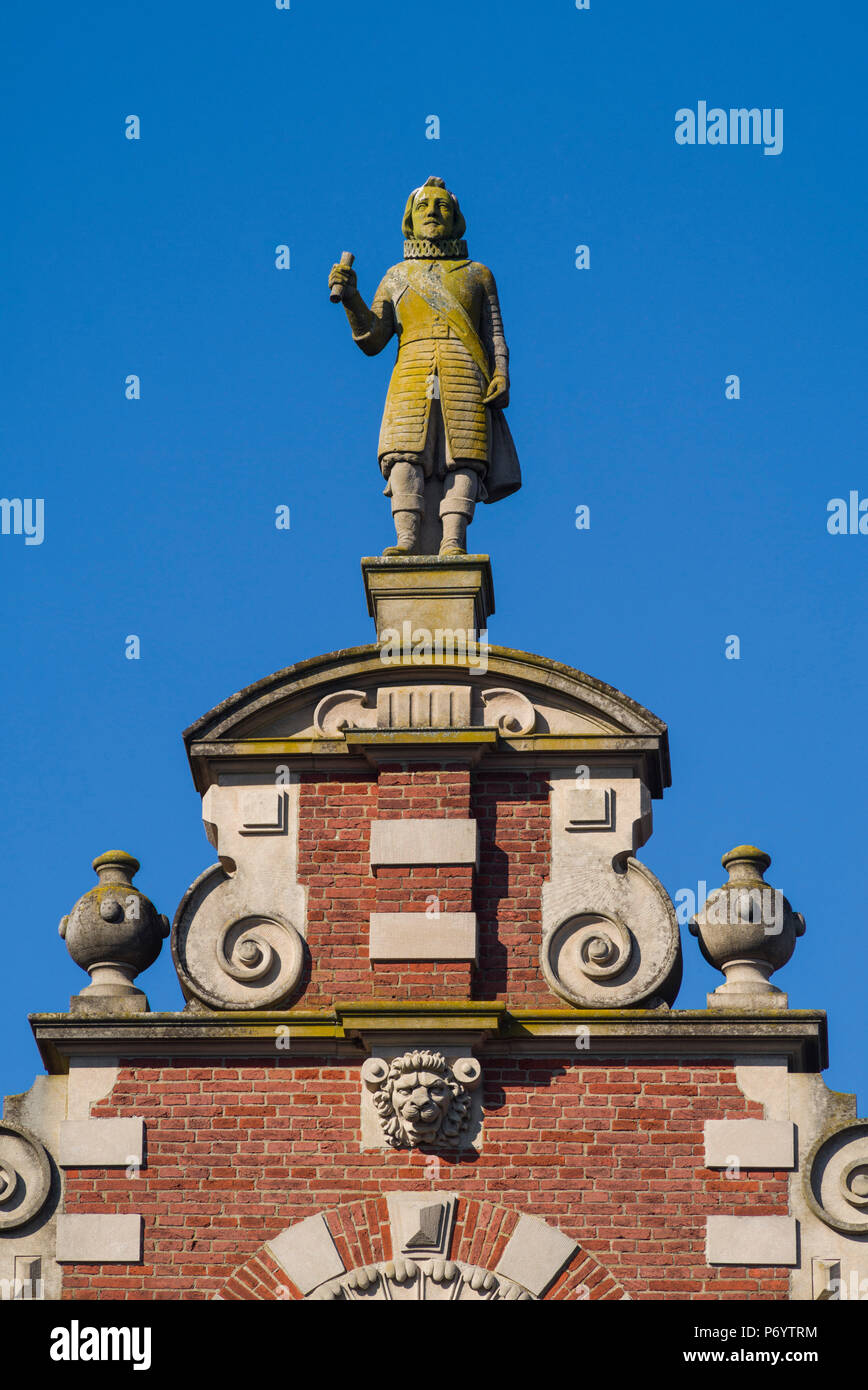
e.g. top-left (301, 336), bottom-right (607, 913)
top-left (480, 268), bottom-right (510, 408)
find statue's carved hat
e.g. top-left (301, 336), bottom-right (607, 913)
top-left (402, 176), bottom-right (466, 240)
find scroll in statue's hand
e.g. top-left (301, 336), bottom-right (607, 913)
top-left (328, 263), bottom-right (358, 299)
top-left (483, 372), bottom-right (510, 409)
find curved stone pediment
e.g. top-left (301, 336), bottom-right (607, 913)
top-left (183, 644), bottom-right (670, 792)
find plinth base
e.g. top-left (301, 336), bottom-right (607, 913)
top-left (706, 989), bottom-right (789, 1011)
top-left (69, 990), bottom-right (151, 1017)
top-left (361, 555), bottom-right (494, 644)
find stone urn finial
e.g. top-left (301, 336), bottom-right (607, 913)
top-left (688, 845), bottom-right (805, 1010)
top-left (58, 851), bottom-right (169, 1015)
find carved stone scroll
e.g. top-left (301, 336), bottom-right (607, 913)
top-left (313, 690), bottom-right (377, 737)
top-left (541, 858), bottom-right (681, 1008)
top-left (0, 1121), bottom-right (51, 1232)
top-left (540, 770), bottom-right (681, 1008)
top-left (804, 1121), bottom-right (868, 1236)
top-left (481, 687), bottom-right (536, 736)
top-left (172, 784), bottom-right (307, 1010)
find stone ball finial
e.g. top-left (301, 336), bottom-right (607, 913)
top-left (721, 844), bottom-right (771, 876)
top-left (58, 850), bottom-right (169, 1015)
top-left (688, 844), bottom-right (805, 1010)
top-left (90, 849), bottom-right (141, 879)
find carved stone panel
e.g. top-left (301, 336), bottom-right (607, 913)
top-left (310, 682), bottom-right (543, 736)
top-left (376, 685), bottom-right (471, 729)
top-left (310, 1257), bottom-right (533, 1301)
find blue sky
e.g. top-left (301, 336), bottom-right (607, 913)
top-left (2, 0), bottom-right (867, 1104)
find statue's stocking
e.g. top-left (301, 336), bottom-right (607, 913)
top-left (383, 460), bottom-right (425, 555)
top-left (439, 468), bottom-right (478, 556)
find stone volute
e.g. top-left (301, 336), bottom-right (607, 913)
top-left (688, 845), bottom-right (805, 1010)
top-left (58, 851), bottom-right (169, 1015)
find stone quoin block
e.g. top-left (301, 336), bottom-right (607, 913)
top-left (58, 1118), bottom-right (145, 1168)
top-left (369, 912), bottom-right (478, 961)
top-left (55, 1214), bottom-right (143, 1264)
top-left (705, 1215), bottom-right (798, 1267)
top-left (703, 1119), bottom-right (795, 1170)
top-left (369, 817), bottom-right (478, 868)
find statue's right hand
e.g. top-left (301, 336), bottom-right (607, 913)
top-left (328, 263), bottom-right (358, 298)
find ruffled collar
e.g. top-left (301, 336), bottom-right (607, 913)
top-left (403, 237), bottom-right (468, 260)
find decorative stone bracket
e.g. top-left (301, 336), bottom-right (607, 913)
top-left (540, 771), bottom-right (681, 1008)
top-left (172, 783), bottom-right (308, 1010)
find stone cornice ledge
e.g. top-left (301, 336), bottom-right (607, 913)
top-left (336, 1000), bottom-right (506, 1033)
top-left (502, 1009), bottom-right (827, 1071)
top-left (28, 1005), bottom-right (827, 1075)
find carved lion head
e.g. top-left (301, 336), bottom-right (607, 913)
top-left (371, 1049), bottom-right (474, 1150)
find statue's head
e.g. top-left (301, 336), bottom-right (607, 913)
top-left (371, 1049), bottom-right (473, 1149)
top-left (402, 176), bottom-right (466, 243)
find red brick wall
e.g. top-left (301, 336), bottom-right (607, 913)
top-left (60, 1057), bottom-right (790, 1301)
top-left (296, 764), bottom-right (555, 1007)
top-left (472, 767), bottom-right (551, 1003)
top-left (298, 766), bottom-right (476, 1004)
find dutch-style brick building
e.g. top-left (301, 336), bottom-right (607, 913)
top-left (2, 557), bottom-right (866, 1302)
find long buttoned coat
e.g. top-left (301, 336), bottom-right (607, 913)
top-left (350, 256), bottom-right (521, 503)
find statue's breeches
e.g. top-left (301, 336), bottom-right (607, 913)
top-left (378, 339), bottom-right (489, 464)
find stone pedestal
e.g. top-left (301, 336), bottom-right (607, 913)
top-left (361, 555), bottom-right (494, 644)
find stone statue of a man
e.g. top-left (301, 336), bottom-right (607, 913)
top-left (329, 177), bottom-right (521, 557)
